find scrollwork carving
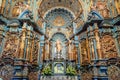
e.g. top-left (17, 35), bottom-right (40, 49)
top-left (32, 39), bottom-right (39, 64)
top-left (81, 71), bottom-right (92, 80)
top-left (100, 35), bottom-right (117, 58)
top-left (2, 34), bottom-right (19, 58)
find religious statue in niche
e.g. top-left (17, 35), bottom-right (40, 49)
top-left (108, 65), bottom-right (120, 80)
top-left (101, 35), bottom-right (117, 58)
top-left (81, 40), bottom-right (88, 64)
top-left (44, 40), bottom-right (50, 60)
top-left (2, 35), bottom-right (19, 58)
top-left (12, 1), bottom-right (30, 17)
top-left (32, 40), bottom-right (39, 64)
top-left (81, 48), bottom-right (88, 64)
top-left (55, 39), bottom-right (63, 59)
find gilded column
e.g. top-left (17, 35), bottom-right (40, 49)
top-left (87, 26), bottom-right (95, 60)
top-left (86, 38), bottom-right (90, 63)
top-left (68, 40), bottom-right (72, 60)
top-left (0, 25), bottom-right (5, 54)
top-left (19, 22), bottom-right (27, 59)
top-left (44, 40), bottom-right (50, 60)
top-left (30, 34), bottom-right (34, 62)
top-left (26, 26), bottom-right (33, 60)
top-left (79, 41), bottom-right (82, 64)
top-left (37, 36), bottom-right (41, 64)
top-left (114, 26), bottom-right (120, 57)
top-left (94, 23), bottom-right (102, 59)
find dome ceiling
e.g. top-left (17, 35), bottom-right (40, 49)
top-left (38, 0), bottom-right (83, 18)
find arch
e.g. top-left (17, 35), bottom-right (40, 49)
top-left (43, 7), bottom-right (76, 19)
top-left (39, 0), bottom-right (84, 18)
top-left (50, 32), bottom-right (68, 42)
top-left (49, 31), bottom-right (69, 41)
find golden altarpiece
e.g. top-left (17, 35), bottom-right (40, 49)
top-left (0, 0), bottom-right (120, 80)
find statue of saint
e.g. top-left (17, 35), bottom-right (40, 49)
top-left (55, 39), bottom-right (62, 59)
top-left (56, 39), bottom-right (62, 53)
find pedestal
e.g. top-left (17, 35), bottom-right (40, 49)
top-left (12, 59), bottom-right (29, 80)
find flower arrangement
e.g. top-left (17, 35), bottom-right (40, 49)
top-left (66, 65), bottom-right (77, 76)
top-left (42, 65), bottom-right (52, 75)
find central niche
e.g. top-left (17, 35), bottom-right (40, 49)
top-left (50, 33), bottom-right (68, 60)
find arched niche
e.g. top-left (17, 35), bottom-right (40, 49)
top-left (43, 8), bottom-right (75, 39)
top-left (50, 32), bottom-right (68, 60)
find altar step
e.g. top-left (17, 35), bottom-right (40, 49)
top-left (40, 76), bottom-right (78, 80)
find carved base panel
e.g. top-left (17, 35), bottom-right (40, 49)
top-left (81, 72), bottom-right (92, 80)
top-left (40, 76), bottom-right (78, 80)
top-left (28, 72), bottom-right (38, 80)
top-left (12, 77), bottom-right (28, 80)
top-left (108, 65), bottom-right (120, 80)
top-left (0, 65), bottom-right (14, 80)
